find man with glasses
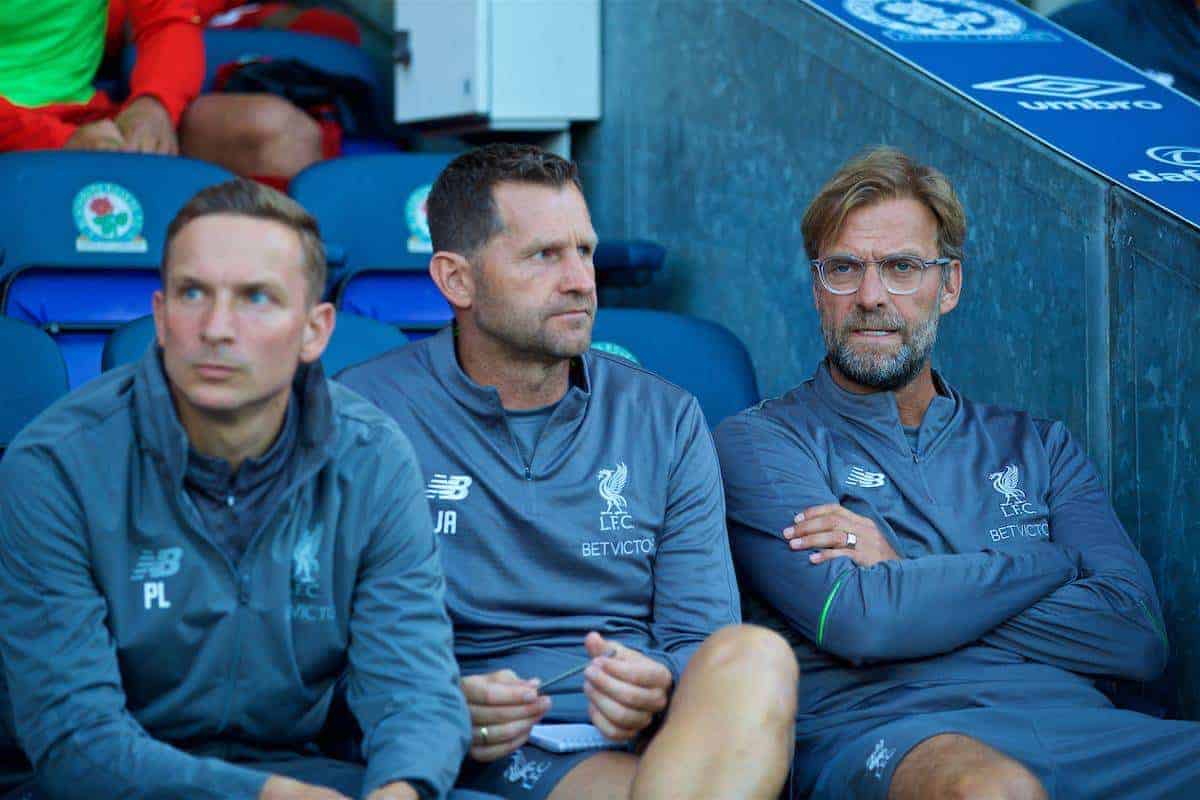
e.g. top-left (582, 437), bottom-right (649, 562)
top-left (715, 146), bottom-right (1200, 799)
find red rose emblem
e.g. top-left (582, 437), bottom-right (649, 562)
top-left (90, 196), bottom-right (114, 215)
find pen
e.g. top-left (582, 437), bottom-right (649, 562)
top-left (537, 648), bottom-right (617, 693)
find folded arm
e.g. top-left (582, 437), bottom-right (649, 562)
top-left (980, 422), bottom-right (1168, 681)
top-left (0, 448), bottom-right (269, 800)
top-left (715, 414), bottom-right (1076, 666)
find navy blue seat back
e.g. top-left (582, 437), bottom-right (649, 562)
top-left (0, 152), bottom-right (235, 387)
top-left (103, 312), bottom-right (407, 377)
top-left (0, 317), bottom-right (70, 453)
top-left (290, 153), bottom-right (456, 335)
top-left (590, 308), bottom-right (759, 428)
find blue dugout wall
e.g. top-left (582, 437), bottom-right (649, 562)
top-left (577, 0), bottom-right (1200, 717)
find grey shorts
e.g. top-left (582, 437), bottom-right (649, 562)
top-left (455, 746), bottom-right (601, 800)
top-left (796, 706), bottom-right (1200, 800)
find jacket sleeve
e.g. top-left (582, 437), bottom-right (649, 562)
top-left (0, 446), bottom-right (269, 800)
top-left (125, 0), bottom-right (204, 124)
top-left (348, 425), bottom-right (471, 799)
top-left (980, 422), bottom-right (1168, 681)
top-left (640, 398), bottom-right (741, 684)
top-left (715, 412), bottom-right (1078, 666)
top-left (0, 96), bottom-right (78, 151)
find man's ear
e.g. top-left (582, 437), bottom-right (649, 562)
top-left (939, 259), bottom-right (963, 314)
top-left (428, 251), bottom-right (475, 311)
top-left (299, 302), bottom-right (336, 364)
top-left (811, 267), bottom-right (822, 312)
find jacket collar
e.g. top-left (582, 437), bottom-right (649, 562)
top-left (811, 359), bottom-right (960, 457)
top-left (132, 346), bottom-right (334, 485)
top-left (426, 326), bottom-right (591, 422)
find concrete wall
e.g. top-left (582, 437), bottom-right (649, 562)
top-left (576, 0), bottom-right (1200, 717)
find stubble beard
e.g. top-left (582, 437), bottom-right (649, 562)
top-left (473, 286), bottom-right (594, 363)
top-left (822, 305), bottom-right (940, 392)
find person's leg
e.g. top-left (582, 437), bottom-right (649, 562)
top-left (808, 709), bottom-right (1050, 800)
top-left (1034, 707), bottom-right (1200, 799)
top-left (546, 751), bottom-right (638, 800)
top-left (889, 735), bottom-right (1046, 800)
top-left (179, 93), bottom-right (322, 179)
top-left (625, 624), bottom-right (797, 800)
top-left (464, 626), bottom-right (796, 800)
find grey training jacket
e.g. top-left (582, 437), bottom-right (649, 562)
top-left (338, 328), bottom-right (741, 721)
top-left (0, 347), bottom-right (469, 799)
top-left (715, 362), bottom-right (1168, 732)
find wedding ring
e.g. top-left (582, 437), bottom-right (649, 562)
top-left (845, 531), bottom-right (858, 550)
top-left (479, 725), bottom-right (489, 744)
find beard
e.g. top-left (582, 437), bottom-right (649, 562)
top-left (472, 275), bottom-right (595, 362)
top-left (822, 304), bottom-right (940, 392)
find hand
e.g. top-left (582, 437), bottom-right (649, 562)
top-left (258, 775), bottom-right (350, 800)
top-left (461, 669), bottom-right (550, 762)
top-left (365, 781), bottom-right (419, 800)
top-left (582, 632), bottom-right (671, 742)
top-left (783, 504), bottom-right (899, 567)
top-left (64, 119), bottom-right (127, 151)
top-left (114, 96), bottom-right (178, 154)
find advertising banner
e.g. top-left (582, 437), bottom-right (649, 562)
top-left (802, 0), bottom-right (1200, 228)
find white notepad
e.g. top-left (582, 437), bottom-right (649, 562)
top-left (528, 723), bottom-right (623, 753)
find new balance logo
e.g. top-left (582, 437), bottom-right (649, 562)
top-left (130, 547), bottom-right (183, 581)
top-left (845, 466), bottom-right (886, 488)
top-left (426, 473), bottom-right (472, 501)
top-left (131, 547), bottom-right (182, 610)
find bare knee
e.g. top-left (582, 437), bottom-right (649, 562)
top-left (945, 760), bottom-right (1047, 800)
top-left (891, 734), bottom-right (1046, 800)
top-left (692, 624), bottom-right (798, 680)
top-left (685, 625), bottom-right (798, 715)
top-left (181, 93), bottom-right (322, 177)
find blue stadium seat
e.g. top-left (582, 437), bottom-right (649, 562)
top-left (102, 312), bottom-right (407, 377)
top-left (290, 153), bottom-right (455, 335)
top-left (590, 308), bottom-right (759, 428)
top-left (0, 151), bottom-right (236, 388)
top-left (0, 317), bottom-right (70, 455)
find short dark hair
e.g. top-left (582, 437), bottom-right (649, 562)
top-left (427, 143), bottom-right (583, 258)
top-left (163, 179), bottom-right (326, 303)
top-left (802, 146), bottom-right (966, 264)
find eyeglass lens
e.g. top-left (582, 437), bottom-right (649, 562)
top-left (822, 256), bottom-right (926, 293)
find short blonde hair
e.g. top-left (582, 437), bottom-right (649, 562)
top-left (801, 147), bottom-right (966, 263)
top-left (163, 179), bottom-right (326, 303)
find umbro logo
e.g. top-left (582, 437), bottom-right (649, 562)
top-left (973, 74), bottom-right (1144, 100)
top-left (845, 466), bottom-right (886, 489)
top-left (972, 74), bottom-right (1162, 112)
top-left (426, 473), bottom-right (472, 501)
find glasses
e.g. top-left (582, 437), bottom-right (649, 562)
top-left (811, 255), bottom-right (950, 296)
